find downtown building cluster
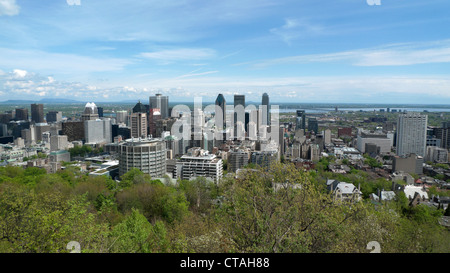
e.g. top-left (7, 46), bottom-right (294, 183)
top-left (0, 95), bottom-right (449, 208)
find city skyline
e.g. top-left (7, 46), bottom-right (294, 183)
top-left (1, 0), bottom-right (450, 103)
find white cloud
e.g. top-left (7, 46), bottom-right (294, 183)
top-left (0, 0), bottom-right (19, 16)
top-left (13, 69), bottom-right (28, 78)
top-left (270, 18), bottom-right (324, 45)
top-left (139, 48), bottom-right (217, 64)
top-left (0, 48), bottom-right (131, 75)
top-left (252, 39), bottom-right (450, 67)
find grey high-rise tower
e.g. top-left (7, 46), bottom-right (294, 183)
top-left (261, 93), bottom-right (269, 126)
top-left (396, 113), bottom-right (427, 157)
top-left (215, 94), bottom-right (226, 129)
top-left (234, 94), bottom-right (245, 139)
top-left (149, 94), bottom-right (169, 119)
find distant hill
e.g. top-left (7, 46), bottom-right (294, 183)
top-left (0, 98), bottom-right (82, 104)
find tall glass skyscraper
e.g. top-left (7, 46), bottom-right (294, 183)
top-left (234, 94), bottom-right (245, 139)
top-left (261, 93), bottom-right (269, 126)
top-left (149, 94), bottom-right (169, 119)
top-left (215, 94), bottom-right (226, 129)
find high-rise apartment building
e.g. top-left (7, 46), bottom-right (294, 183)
top-left (396, 113), bottom-right (427, 157)
top-left (118, 138), bottom-right (167, 178)
top-left (31, 104), bottom-right (44, 123)
top-left (175, 148), bottom-right (223, 183)
top-left (129, 112), bottom-right (147, 139)
top-left (149, 94), bottom-right (169, 119)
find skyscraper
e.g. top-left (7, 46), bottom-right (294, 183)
top-left (149, 94), bottom-right (169, 119)
top-left (234, 94), bottom-right (245, 139)
top-left (396, 113), bottom-right (427, 157)
top-left (132, 100), bottom-right (146, 113)
top-left (81, 102), bottom-right (99, 122)
top-left (118, 138), bottom-right (167, 178)
top-left (15, 108), bottom-right (28, 121)
top-left (31, 103), bottom-right (44, 123)
top-left (308, 118), bottom-right (319, 134)
top-left (261, 93), bottom-right (269, 126)
top-left (215, 94), bottom-right (226, 129)
top-left (296, 110), bottom-right (306, 130)
top-left (46, 111), bottom-right (62, 123)
top-left (129, 112), bottom-right (147, 139)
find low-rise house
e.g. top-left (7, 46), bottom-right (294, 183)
top-left (370, 189), bottom-right (396, 202)
top-left (404, 185), bottom-right (429, 202)
top-left (327, 179), bottom-right (362, 202)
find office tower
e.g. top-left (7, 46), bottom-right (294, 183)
top-left (97, 107), bottom-right (104, 118)
top-left (149, 94), bottom-right (169, 119)
top-left (46, 111), bottom-right (62, 123)
top-left (215, 94), bottom-right (226, 129)
top-left (357, 129), bottom-right (394, 154)
top-left (118, 138), bottom-right (167, 178)
top-left (15, 108), bottom-right (28, 121)
top-left (261, 93), bottom-right (269, 126)
top-left (155, 117), bottom-right (177, 139)
top-left (84, 118), bottom-right (112, 145)
top-left (435, 121), bottom-right (450, 150)
top-left (308, 118), bottom-right (319, 134)
top-left (112, 124), bottom-right (131, 141)
top-left (0, 113), bottom-right (13, 124)
top-left (176, 148), bottom-right (223, 183)
top-left (21, 126), bottom-right (36, 146)
top-left (31, 104), bottom-right (44, 123)
top-left (0, 124), bottom-right (7, 137)
top-left (426, 146), bottom-right (448, 163)
top-left (62, 121), bottom-right (84, 141)
top-left (251, 150), bottom-right (278, 169)
top-left (129, 112), bottom-right (147, 139)
top-left (115, 110), bottom-right (128, 125)
top-left (132, 100), bottom-right (146, 113)
top-left (396, 113), bottom-right (427, 157)
top-left (81, 102), bottom-right (99, 122)
top-left (296, 110), bottom-right (306, 130)
top-left (35, 123), bottom-right (50, 142)
top-left (234, 94), bottom-right (245, 139)
top-left (393, 154), bottom-right (424, 175)
top-left (228, 149), bottom-right (250, 173)
top-left (50, 135), bottom-right (68, 152)
top-left (148, 108), bottom-right (161, 137)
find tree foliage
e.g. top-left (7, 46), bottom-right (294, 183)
top-left (0, 163), bottom-right (448, 253)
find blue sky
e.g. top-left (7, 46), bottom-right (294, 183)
top-left (1, 0), bottom-right (450, 103)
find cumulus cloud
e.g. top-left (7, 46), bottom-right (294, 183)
top-left (0, 0), bottom-right (20, 16)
